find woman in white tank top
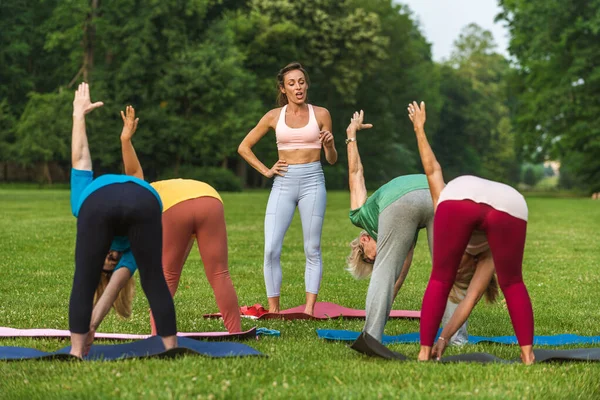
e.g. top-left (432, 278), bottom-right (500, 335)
top-left (408, 101), bottom-right (535, 364)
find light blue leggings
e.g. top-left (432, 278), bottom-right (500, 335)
top-left (264, 161), bottom-right (326, 297)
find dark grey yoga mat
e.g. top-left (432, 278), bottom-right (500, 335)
top-left (350, 332), bottom-right (600, 364)
top-left (0, 336), bottom-right (264, 361)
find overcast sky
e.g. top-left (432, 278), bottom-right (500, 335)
top-left (397, 0), bottom-right (510, 61)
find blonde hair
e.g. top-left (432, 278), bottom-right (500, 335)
top-left (449, 254), bottom-right (499, 304)
top-left (94, 273), bottom-right (135, 319)
top-left (346, 231), bottom-right (374, 279)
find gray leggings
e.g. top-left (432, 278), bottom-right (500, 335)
top-left (264, 161), bottom-right (326, 297)
top-left (363, 189), bottom-right (468, 342)
top-left (364, 189), bottom-right (434, 341)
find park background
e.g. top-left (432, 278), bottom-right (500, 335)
top-left (1, 0), bottom-right (598, 194)
top-left (1, 1), bottom-right (600, 398)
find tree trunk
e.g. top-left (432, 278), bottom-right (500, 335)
top-left (236, 159), bottom-right (247, 187)
top-left (174, 154), bottom-right (181, 176)
top-left (40, 162), bottom-right (52, 185)
top-left (83, 0), bottom-right (99, 82)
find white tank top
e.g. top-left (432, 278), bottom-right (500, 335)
top-left (438, 175), bottom-right (528, 222)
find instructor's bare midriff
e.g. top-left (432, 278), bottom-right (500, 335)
top-left (279, 148), bottom-right (321, 165)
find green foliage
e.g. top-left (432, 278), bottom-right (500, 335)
top-left (3, 1), bottom-right (522, 187)
top-left (498, 0), bottom-right (600, 192)
top-left (559, 153), bottom-right (587, 191)
top-left (14, 90), bottom-right (73, 165)
top-left (159, 165), bottom-right (243, 192)
top-left (0, 100), bottom-right (16, 162)
top-left (520, 163), bottom-right (545, 187)
top-left (434, 24), bottom-right (519, 184)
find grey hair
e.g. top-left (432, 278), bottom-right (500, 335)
top-left (346, 231), bottom-right (374, 279)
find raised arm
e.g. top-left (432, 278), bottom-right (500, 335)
top-left (431, 254), bottom-right (495, 359)
top-left (408, 101), bottom-right (445, 210)
top-left (346, 110), bottom-right (373, 209)
top-left (120, 106), bottom-right (143, 179)
top-left (317, 107), bottom-right (338, 165)
top-left (71, 83), bottom-right (104, 170)
top-left (238, 109), bottom-right (287, 178)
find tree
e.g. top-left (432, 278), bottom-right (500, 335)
top-left (498, 0), bottom-right (600, 192)
top-left (14, 91), bottom-right (73, 183)
top-left (227, 0), bottom-right (391, 187)
top-left (436, 23), bottom-right (518, 183)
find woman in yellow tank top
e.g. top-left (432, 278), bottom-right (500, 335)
top-left (120, 106), bottom-right (241, 334)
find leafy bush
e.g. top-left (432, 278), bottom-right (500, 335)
top-left (158, 165), bottom-right (243, 192)
top-left (323, 164), bottom-right (348, 190)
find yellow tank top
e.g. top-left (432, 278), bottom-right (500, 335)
top-left (150, 179), bottom-right (222, 212)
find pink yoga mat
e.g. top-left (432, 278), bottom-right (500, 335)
top-left (0, 327), bottom-right (257, 341)
top-left (204, 302), bottom-right (420, 320)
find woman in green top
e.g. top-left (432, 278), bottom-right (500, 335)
top-left (345, 111), bottom-right (435, 342)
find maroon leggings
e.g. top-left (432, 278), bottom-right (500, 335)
top-left (420, 200), bottom-right (534, 346)
top-left (150, 197), bottom-right (241, 334)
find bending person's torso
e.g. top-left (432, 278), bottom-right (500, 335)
top-left (439, 175), bottom-right (528, 255)
top-left (349, 174), bottom-right (431, 240)
top-left (275, 104), bottom-right (322, 165)
top-left (150, 179), bottom-right (222, 213)
top-left (438, 175), bottom-right (528, 221)
top-left (70, 169), bottom-right (163, 277)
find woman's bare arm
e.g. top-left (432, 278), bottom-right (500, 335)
top-left (316, 107), bottom-right (338, 165)
top-left (431, 254), bottom-right (495, 359)
top-left (347, 110), bottom-right (373, 209)
top-left (89, 268), bottom-right (132, 331)
top-left (408, 101), bottom-right (445, 210)
top-left (120, 106), bottom-right (143, 179)
top-left (71, 83), bottom-right (103, 170)
top-left (238, 110), bottom-right (287, 178)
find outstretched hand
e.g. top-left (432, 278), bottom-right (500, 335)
top-left (407, 101), bottom-right (426, 130)
top-left (346, 110), bottom-right (373, 136)
top-left (431, 337), bottom-right (448, 360)
top-left (73, 83), bottom-right (104, 117)
top-left (120, 105), bottom-right (139, 141)
top-left (83, 328), bottom-right (96, 357)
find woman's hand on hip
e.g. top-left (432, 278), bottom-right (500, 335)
top-left (265, 160), bottom-right (288, 178)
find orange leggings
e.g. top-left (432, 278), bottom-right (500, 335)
top-left (150, 196), bottom-right (241, 334)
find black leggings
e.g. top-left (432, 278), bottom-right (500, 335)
top-left (69, 182), bottom-right (177, 336)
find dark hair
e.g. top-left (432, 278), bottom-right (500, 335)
top-left (276, 62), bottom-right (310, 107)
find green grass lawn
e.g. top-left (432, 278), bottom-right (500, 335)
top-left (0, 189), bottom-right (599, 399)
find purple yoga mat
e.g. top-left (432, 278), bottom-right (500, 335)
top-left (204, 302), bottom-right (420, 320)
top-left (0, 327), bottom-right (257, 341)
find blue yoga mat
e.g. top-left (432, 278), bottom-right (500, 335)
top-left (0, 336), bottom-right (264, 361)
top-left (317, 329), bottom-right (600, 346)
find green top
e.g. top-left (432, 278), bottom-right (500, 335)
top-left (349, 174), bottom-right (429, 240)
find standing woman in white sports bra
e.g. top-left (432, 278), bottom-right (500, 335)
top-left (238, 62), bottom-right (338, 315)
